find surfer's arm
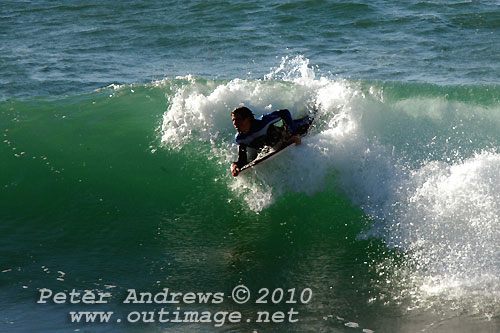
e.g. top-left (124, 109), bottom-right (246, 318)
top-left (261, 109), bottom-right (298, 135)
top-left (289, 135), bottom-right (301, 146)
top-left (276, 109), bottom-right (301, 145)
top-left (265, 109), bottom-right (301, 145)
top-left (231, 144), bottom-right (247, 177)
top-left (276, 109), bottom-right (298, 135)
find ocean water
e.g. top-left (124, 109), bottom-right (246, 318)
top-left (1, 1), bottom-right (500, 332)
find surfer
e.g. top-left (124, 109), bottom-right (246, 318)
top-left (231, 106), bottom-right (302, 177)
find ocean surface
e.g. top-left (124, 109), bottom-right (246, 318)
top-left (1, 1), bottom-right (500, 332)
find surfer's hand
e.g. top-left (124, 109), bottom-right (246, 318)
top-left (231, 163), bottom-right (240, 177)
top-left (290, 135), bottom-right (301, 146)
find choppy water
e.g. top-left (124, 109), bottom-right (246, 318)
top-left (1, 1), bottom-right (500, 332)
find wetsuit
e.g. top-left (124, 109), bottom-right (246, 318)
top-left (233, 109), bottom-right (297, 169)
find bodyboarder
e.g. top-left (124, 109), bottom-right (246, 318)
top-left (230, 106), bottom-right (302, 177)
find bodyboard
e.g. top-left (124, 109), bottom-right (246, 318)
top-left (239, 141), bottom-right (295, 172)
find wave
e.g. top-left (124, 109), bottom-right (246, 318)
top-left (5, 55), bottom-right (496, 318)
top-left (160, 56), bottom-right (500, 317)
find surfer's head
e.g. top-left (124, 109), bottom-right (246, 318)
top-left (231, 106), bottom-right (253, 133)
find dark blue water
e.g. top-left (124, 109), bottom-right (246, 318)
top-left (3, 0), bottom-right (500, 98)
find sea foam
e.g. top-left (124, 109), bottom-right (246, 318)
top-left (161, 56), bottom-right (500, 316)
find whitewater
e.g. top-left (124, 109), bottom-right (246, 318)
top-left (161, 56), bottom-right (500, 321)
